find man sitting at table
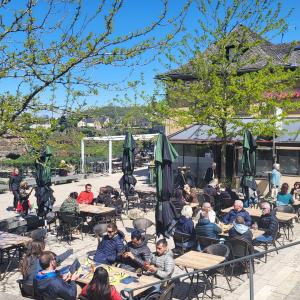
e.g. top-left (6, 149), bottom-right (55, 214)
top-left (254, 202), bottom-right (278, 243)
top-left (228, 216), bottom-right (253, 244)
top-left (60, 192), bottom-right (80, 214)
top-left (77, 184), bottom-right (94, 204)
top-left (203, 179), bottom-right (219, 198)
top-left (34, 251), bottom-right (79, 300)
top-left (195, 214), bottom-right (221, 241)
top-left (120, 229), bottom-right (151, 272)
top-left (93, 223), bottom-right (125, 265)
top-left (197, 202), bottom-right (216, 223)
top-left (223, 200), bottom-right (252, 227)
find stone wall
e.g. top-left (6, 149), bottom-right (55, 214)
top-left (0, 135), bottom-right (26, 158)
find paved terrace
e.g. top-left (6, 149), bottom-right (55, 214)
top-left (1, 168), bottom-right (300, 299)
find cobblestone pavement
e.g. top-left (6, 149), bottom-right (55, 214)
top-left (1, 169), bottom-right (300, 299)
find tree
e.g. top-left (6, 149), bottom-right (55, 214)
top-left (150, 0), bottom-right (300, 178)
top-left (0, 0), bottom-right (192, 140)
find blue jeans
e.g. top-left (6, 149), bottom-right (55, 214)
top-left (254, 235), bottom-right (273, 243)
top-left (243, 198), bottom-right (258, 208)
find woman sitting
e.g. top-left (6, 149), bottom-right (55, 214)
top-left (277, 183), bottom-right (294, 206)
top-left (80, 266), bottom-right (121, 300)
top-left (20, 240), bottom-right (45, 285)
top-left (174, 205), bottom-right (195, 249)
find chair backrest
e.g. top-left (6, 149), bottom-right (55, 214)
top-left (159, 283), bottom-right (175, 300)
top-left (225, 237), bottom-right (253, 259)
top-left (203, 243), bottom-right (230, 260)
top-left (18, 280), bottom-right (35, 298)
top-left (57, 211), bottom-right (80, 225)
top-left (196, 235), bottom-right (219, 249)
top-left (274, 205), bottom-right (295, 214)
top-left (173, 231), bottom-right (192, 244)
top-left (133, 218), bottom-right (154, 231)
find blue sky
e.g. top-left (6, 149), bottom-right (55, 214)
top-left (2, 0), bottom-right (300, 109)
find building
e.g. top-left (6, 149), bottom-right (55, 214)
top-left (77, 117), bottom-right (110, 130)
top-left (157, 25), bottom-right (300, 192)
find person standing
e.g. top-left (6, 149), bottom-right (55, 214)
top-left (271, 163), bottom-right (281, 199)
top-left (9, 167), bottom-right (22, 210)
top-left (204, 162), bottom-right (217, 184)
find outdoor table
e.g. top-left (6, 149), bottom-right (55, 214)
top-left (175, 250), bottom-right (225, 298)
top-left (0, 231), bottom-right (32, 280)
top-left (220, 207), bottom-right (297, 222)
top-left (218, 226), bottom-right (265, 240)
top-left (76, 264), bottom-right (158, 297)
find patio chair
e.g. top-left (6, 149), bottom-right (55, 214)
top-left (274, 205), bottom-right (295, 241)
top-left (56, 212), bottom-right (84, 244)
top-left (142, 282), bottom-right (176, 300)
top-left (133, 218), bottom-right (156, 243)
top-left (196, 235), bottom-right (219, 251)
top-left (202, 244), bottom-right (232, 298)
top-left (173, 231), bottom-right (194, 256)
top-left (225, 237), bottom-right (254, 277)
top-left (17, 279), bottom-right (35, 299)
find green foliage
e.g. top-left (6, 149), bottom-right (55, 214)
top-left (150, 0), bottom-right (300, 177)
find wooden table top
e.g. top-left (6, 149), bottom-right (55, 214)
top-left (221, 207), bottom-right (297, 222)
top-left (0, 231), bottom-right (32, 250)
top-left (175, 251), bottom-right (225, 270)
top-left (79, 204), bottom-right (115, 215)
top-left (218, 224), bottom-right (264, 240)
top-left (77, 264), bottom-right (158, 296)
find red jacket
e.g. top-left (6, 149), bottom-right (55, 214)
top-left (77, 191), bottom-right (94, 204)
top-left (81, 284), bottom-right (121, 300)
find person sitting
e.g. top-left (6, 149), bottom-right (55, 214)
top-left (228, 216), bottom-right (253, 244)
top-left (77, 184), bottom-right (94, 204)
top-left (144, 239), bottom-right (175, 280)
top-left (203, 179), bottom-right (219, 198)
top-left (80, 266), bottom-right (121, 300)
top-left (197, 202), bottom-right (216, 223)
top-left (195, 215), bottom-right (221, 240)
top-left (94, 187), bottom-right (112, 206)
top-left (93, 223), bottom-right (125, 265)
top-left (20, 237), bottom-right (73, 285)
top-left (95, 187), bottom-right (123, 216)
top-left (34, 251), bottom-right (79, 300)
top-left (290, 182), bottom-right (300, 201)
top-left (183, 184), bottom-right (198, 204)
top-left (223, 200), bottom-right (252, 226)
top-left (120, 230), bottom-right (151, 272)
top-left (254, 202), bottom-right (278, 243)
top-left (171, 188), bottom-right (185, 215)
top-left (60, 192), bottom-right (80, 214)
top-left (277, 183), bottom-right (294, 206)
top-left (174, 205), bottom-right (195, 249)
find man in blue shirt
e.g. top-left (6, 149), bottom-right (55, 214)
top-left (34, 251), bottom-right (78, 300)
top-left (223, 200), bottom-right (252, 227)
top-left (271, 163), bottom-right (281, 198)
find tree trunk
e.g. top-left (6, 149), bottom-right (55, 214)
top-left (220, 142), bottom-right (227, 180)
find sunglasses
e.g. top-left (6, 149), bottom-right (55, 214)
top-left (107, 230), bottom-right (114, 234)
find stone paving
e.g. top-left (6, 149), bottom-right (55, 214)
top-left (1, 168), bottom-right (300, 299)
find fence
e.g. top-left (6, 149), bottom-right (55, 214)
top-left (124, 240), bottom-right (300, 300)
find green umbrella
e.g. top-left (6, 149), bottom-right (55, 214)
top-left (155, 133), bottom-right (178, 237)
top-left (241, 130), bottom-right (257, 206)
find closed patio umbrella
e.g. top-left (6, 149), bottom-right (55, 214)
top-left (241, 130), bottom-right (257, 205)
top-left (119, 132), bottom-right (137, 212)
top-left (35, 146), bottom-right (56, 217)
top-left (155, 133), bottom-right (178, 237)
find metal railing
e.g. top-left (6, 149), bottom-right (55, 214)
top-left (124, 240), bottom-right (300, 300)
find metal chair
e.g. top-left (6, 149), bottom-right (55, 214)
top-left (93, 223), bottom-right (108, 238)
top-left (159, 282), bottom-right (176, 300)
top-left (17, 279), bottom-right (35, 299)
top-left (173, 231), bottom-right (193, 255)
top-left (225, 237), bottom-right (254, 277)
top-left (274, 205), bottom-right (295, 241)
top-left (133, 218), bottom-right (156, 243)
top-left (253, 222), bottom-right (280, 263)
top-left (196, 235), bottom-right (219, 250)
top-left (202, 244), bottom-right (232, 298)
top-left (56, 212), bottom-right (84, 244)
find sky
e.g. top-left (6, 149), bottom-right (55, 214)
top-left (2, 0), bottom-right (300, 111)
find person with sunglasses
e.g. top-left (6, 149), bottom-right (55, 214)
top-left (93, 223), bottom-right (125, 265)
top-left (253, 202), bottom-right (278, 243)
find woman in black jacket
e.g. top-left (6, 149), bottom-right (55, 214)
top-left (9, 167), bottom-right (22, 209)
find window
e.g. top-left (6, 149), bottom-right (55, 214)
top-left (256, 149), bottom-right (273, 176)
top-left (278, 150), bottom-right (300, 175)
